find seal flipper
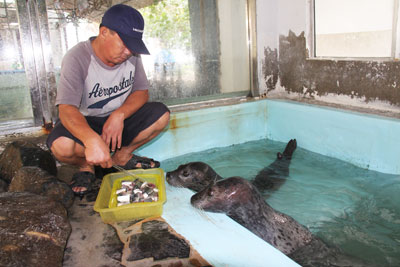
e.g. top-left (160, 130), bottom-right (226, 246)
top-left (282, 139), bottom-right (297, 160)
top-left (253, 139), bottom-right (297, 193)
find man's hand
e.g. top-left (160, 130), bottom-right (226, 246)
top-left (84, 136), bottom-right (113, 168)
top-left (102, 111), bottom-right (125, 152)
top-left (101, 90), bottom-right (149, 151)
top-left (59, 104), bottom-right (113, 168)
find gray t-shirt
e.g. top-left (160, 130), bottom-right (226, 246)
top-left (56, 37), bottom-right (149, 117)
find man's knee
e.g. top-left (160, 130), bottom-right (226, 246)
top-left (157, 111), bottom-right (170, 129)
top-left (50, 137), bottom-right (80, 159)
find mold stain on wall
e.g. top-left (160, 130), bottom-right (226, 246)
top-left (263, 47), bottom-right (279, 91)
top-left (263, 30), bottom-right (400, 109)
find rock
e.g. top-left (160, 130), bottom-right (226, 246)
top-left (8, 166), bottom-right (54, 193)
top-left (0, 140), bottom-right (57, 183)
top-left (8, 166), bottom-right (74, 209)
top-left (57, 164), bottom-right (79, 184)
top-left (0, 178), bottom-right (7, 192)
top-left (127, 220), bottom-right (191, 261)
top-left (42, 179), bottom-right (75, 209)
top-left (0, 192), bottom-right (71, 267)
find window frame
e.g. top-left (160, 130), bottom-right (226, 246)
top-left (306, 0), bottom-right (400, 61)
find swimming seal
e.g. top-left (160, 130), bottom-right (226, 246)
top-left (166, 139), bottom-right (297, 193)
top-left (190, 177), bottom-right (370, 267)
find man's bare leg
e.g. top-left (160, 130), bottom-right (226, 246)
top-left (112, 111), bottom-right (170, 167)
top-left (51, 137), bottom-right (95, 193)
top-left (50, 111), bottom-right (169, 192)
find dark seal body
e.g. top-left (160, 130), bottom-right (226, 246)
top-left (166, 139), bottom-right (297, 193)
top-left (191, 177), bottom-right (372, 267)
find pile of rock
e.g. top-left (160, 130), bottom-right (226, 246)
top-left (0, 141), bottom-right (73, 267)
top-left (0, 140), bottom-right (211, 267)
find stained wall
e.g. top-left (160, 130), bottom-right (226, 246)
top-left (256, 0), bottom-right (400, 118)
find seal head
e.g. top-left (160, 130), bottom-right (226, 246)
top-left (166, 162), bottom-right (222, 192)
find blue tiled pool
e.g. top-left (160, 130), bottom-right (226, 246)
top-left (136, 99), bottom-right (400, 266)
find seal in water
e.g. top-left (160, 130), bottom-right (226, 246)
top-left (166, 161), bottom-right (222, 192)
top-left (190, 177), bottom-right (371, 267)
top-left (166, 139), bottom-right (297, 193)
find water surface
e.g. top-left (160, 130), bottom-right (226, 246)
top-left (161, 139), bottom-right (400, 266)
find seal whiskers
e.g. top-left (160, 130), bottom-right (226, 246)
top-left (192, 205), bottom-right (217, 225)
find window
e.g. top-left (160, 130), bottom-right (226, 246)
top-left (0, 0), bottom-right (253, 132)
top-left (312, 0), bottom-right (399, 58)
top-left (140, 0), bottom-right (250, 105)
top-left (0, 0), bottom-right (32, 127)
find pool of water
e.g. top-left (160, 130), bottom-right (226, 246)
top-left (161, 139), bottom-right (400, 266)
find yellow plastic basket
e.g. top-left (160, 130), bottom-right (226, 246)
top-left (94, 168), bottom-right (166, 223)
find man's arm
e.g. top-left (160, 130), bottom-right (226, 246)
top-left (101, 89), bottom-right (149, 151)
top-left (58, 104), bottom-right (113, 168)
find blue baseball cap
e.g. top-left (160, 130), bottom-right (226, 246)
top-left (101, 4), bottom-right (150, 55)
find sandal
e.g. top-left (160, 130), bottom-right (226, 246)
top-left (120, 155), bottom-right (160, 170)
top-left (70, 171), bottom-right (96, 200)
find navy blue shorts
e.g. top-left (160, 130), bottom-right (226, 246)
top-left (46, 102), bottom-right (169, 149)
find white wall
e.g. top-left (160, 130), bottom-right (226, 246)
top-left (218, 0), bottom-right (250, 93)
top-left (256, 0), bottom-right (307, 93)
top-left (254, 0), bottom-right (400, 116)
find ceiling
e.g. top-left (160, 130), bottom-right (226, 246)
top-left (46, 0), bottom-right (156, 24)
top-left (0, 0), bottom-right (156, 31)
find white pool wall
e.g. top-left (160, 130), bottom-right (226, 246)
top-left (265, 99), bottom-right (400, 175)
top-left (137, 100), bottom-right (268, 162)
top-left (138, 98), bottom-right (400, 175)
